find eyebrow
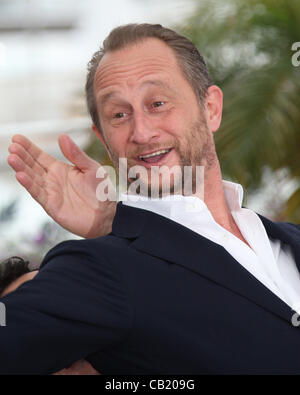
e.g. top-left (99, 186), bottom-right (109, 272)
top-left (141, 79), bottom-right (175, 91)
top-left (98, 79), bottom-right (176, 107)
top-left (98, 91), bottom-right (122, 108)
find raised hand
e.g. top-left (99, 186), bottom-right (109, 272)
top-left (7, 134), bottom-right (116, 238)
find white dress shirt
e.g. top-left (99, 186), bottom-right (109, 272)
top-left (121, 181), bottom-right (300, 313)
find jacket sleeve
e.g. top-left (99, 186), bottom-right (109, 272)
top-left (0, 238), bottom-right (132, 374)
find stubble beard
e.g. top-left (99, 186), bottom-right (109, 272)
top-left (108, 113), bottom-right (216, 198)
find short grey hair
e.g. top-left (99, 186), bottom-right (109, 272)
top-left (85, 23), bottom-right (213, 133)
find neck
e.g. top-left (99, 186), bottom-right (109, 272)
top-left (197, 160), bottom-right (250, 247)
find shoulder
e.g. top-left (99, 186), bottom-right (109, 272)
top-left (256, 212), bottom-right (300, 244)
top-left (267, 218), bottom-right (300, 243)
top-left (280, 222), bottom-right (300, 244)
top-left (36, 234), bottom-right (133, 314)
top-left (41, 234), bottom-right (128, 267)
top-left (38, 233), bottom-right (133, 292)
top-left (273, 221), bottom-right (300, 234)
top-left (39, 233), bottom-right (132, 274)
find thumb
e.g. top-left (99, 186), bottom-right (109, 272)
top-left (58, 134), bottom-right (97, 170)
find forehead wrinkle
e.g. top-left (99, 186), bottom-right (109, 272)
top-left (97, 78), bottom-right (177, 109)
top-left (95, 66), bottom-right (171, 92)
top-left (95, 69), bottom-right (177, 105)
top-left (94, 55), bottom-right (178, 91)
top-left (98, 54), bottom-right (177, 76)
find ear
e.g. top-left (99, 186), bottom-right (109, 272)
top-left (204, 85), bottom-right (223, 133)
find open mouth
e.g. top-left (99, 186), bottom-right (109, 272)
top-left (137, 148), bottom-right (172, 164)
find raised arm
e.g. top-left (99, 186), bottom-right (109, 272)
top-left (7, 134), bottom-right (116, 238)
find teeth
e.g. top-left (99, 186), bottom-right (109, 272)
top-left (139, 149), bottom-right (170, 159)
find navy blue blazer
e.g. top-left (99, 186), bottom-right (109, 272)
top-left (1, 202), bottom-right (300, 374)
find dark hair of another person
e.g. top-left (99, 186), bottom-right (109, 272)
top-left (0, 256), bottom-right (30, 296)
top-left (85, 23), bottom-right (213, 134)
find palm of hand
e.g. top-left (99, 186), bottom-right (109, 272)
top-left (43, 161), bottom-right (115, 238)
top-left (45, 161), bottom-right (92, 231)
top-left (8, 134), bottom-right (116, 238)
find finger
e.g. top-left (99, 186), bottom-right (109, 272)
top-left (15, 172), bottom-right (48, 208)
top-left (58, 134), bottom-right (99, 171)
top-left (7, 154), bottom-right (45, 189)
top-left (12, 134), bottom-right (56, 171)
top-left (9, 142), bottom-right (45, 177)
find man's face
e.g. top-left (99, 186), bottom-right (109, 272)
top-left (94, 38), bottom-right (217, 195)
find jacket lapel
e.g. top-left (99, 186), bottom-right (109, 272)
top-left (258, 214), bottom-right (300, 273)
top-left (112, 203), bottom-right (299, 323)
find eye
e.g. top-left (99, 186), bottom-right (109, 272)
top-left (114, 112), bottom-right (126, 119)
top-left (152, 101), bottom-right (164, 108)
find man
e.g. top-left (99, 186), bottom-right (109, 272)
top-left (2, 23), bottom-right (300, 374)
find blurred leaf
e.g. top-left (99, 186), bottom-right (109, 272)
top-left (284, 186), bottom-right (300, 223)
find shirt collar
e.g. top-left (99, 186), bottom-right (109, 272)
top-left (222, 180), bottom-right (244, 212)
top-left (121, 180), bottom-right (244, 219)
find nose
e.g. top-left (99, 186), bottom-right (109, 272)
top-left (129, 112), bottom-right (159, 145)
